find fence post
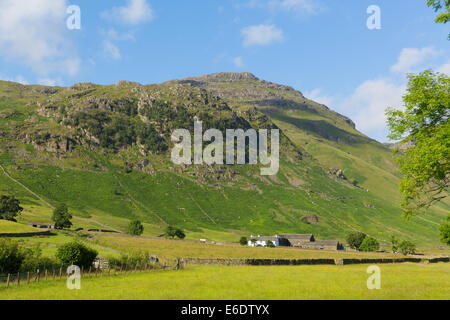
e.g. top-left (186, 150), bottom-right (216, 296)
top-left (37, 269), bottom-right (40, 283)
top-left (45, 269), bottom-right (48, 281)
top-left (6, 274), bottom-right (10, 288)
top-left (59, 266), bottom-right (62, 280)
top-left (27, 272), bottom-right (30, 284)
top-left (53, 269), bottom-right (55, 280)
top-left (17, 272), bottom-right (20, 286)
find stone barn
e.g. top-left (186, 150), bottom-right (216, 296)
top-left (276, 234), bottom-right (315, 247)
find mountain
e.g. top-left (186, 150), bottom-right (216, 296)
top-left (0, 74), bottom-right (447, 246)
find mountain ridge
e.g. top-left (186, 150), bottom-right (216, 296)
top-left (0, 74), bottom-right (447, 247)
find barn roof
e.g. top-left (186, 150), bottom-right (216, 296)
top-left (277, 234), bottom-right (314, 240)
top-left (314, 240), bottom-right (340, 246)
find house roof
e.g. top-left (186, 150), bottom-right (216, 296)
top-left (250, 236), bottom-right (278, 241)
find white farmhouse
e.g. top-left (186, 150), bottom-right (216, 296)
top-left (248, 235), bottom-right (279, 247)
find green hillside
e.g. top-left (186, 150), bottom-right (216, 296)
top-left (0, 74), bottom-right (447, 247)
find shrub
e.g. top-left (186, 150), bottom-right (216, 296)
top-left (359, 237), bottom-right (380, 252)
top-left (439, 215), bottom-right (450, 246)
top-left (55, 242), bottom-right (98, 268)
top-left (0, 239), bottom-right (25, 274)
top-left (346, 232), bottom-right (367, 250)
top-left (127, 220), bottom-right (144, 236)
top-left (239, 237), bottom-right (248, 246)
top-left (398, 240), bottom-right (416, 256)
top-left (20, 244), bottom-right (58, 272)
top-left (266, 240), bottom-right (275, 248)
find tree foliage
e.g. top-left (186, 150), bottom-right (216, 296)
top-left (439, 215), bottom-right (450, 245)
top-left (239, 236), bottom-right (248, 246)
top-left (346, 232), bottom-right (367, 250)
top-left (398, 240), bottom-right (417, 256)
top-left (55, 242), bottom-right (98, 268)
top-left (127, 220), bottom-right (144, 236)
top-left (390, 235), bottom-right (400, 253)
top-left (52, 203), bottom-right (72, 229)
top-left (386, 70), bottom-right (450, 218)
top-left (266, 240), bottom-right (275, 248)
top-left (0, 195), bottom-right (23, 222)
top-left (164, 226), bottom-right (185, 239)
top-left (359, 237), bottom-right (380, 252)
top-left (427, 0), bottom-right (450, 39)
top-left (0, 239), bottom-right (25, 274)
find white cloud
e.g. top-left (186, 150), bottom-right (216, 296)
top-left (269, 0), bottom-right (321, 15)
top-left (103, 40), bottom-right (122, 60)
top-left (38, 78), bottom-right (63, 86)
top-left (242, 24), bottom-right (284, 46)
top-left (102, 0), bottom-right (154, 25)
top-left (341, 79), bottom-right (405, 138)
top-left (390, 47), bottom-right (440, 74)
top-left (0, 0), bottom-right (80, 76)
top-left (437, 60), bottom-right (450, 75)
top-left (0, 74), bottom-right (28, 84)
top-left (233, 56), bottom-right (245, 68)
top-left (304, 88), bottom-right (334, 106)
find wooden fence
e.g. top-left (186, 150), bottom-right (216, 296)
top-left (0, 257), bottom-right (184, 290)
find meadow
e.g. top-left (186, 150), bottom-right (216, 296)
top-left (1, 263), bottom-right (448, 300)
top-left (93, 234), bottom-right (419, 260)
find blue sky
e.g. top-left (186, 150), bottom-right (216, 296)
top-left (0, 0), bottom-right (449, 142)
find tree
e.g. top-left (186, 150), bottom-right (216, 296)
top-left (398, 240), bottom-right (417, 256)
top-left (55, 242), bottom-right (98, 268)
top-left (427, 0), bottom-right (450, 39)
top-left (386, 70), bottom-right (450, 219)
top-left (165, 226), bottom-right (177, 239)
top-left (52, 203), bottom-right (72, 229)
top-left (0, 195), bottom-right (23, 222)
top-left (164, 226), bottom-right (185, 239)
top-left (346, 232), bottom-right (367, 250)
top-left (266, 240), bottom-right (275, 248)
top-left (439, 215), bottom-right (450, 245)
top-left (0, 239), bottom-right (25, 274)
top-left (391, 235), bottom-right (400, 253)
top-left (175, 228), bottom-right (186, 239)
top-left (359, 237), bottom-right (380, 252)
top-left (127, 220), bottom-right (144, 236)
top-left (239, 236), bottom-right (248, 246)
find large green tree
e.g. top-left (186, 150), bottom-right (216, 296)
top-left (52, 203), bottom-right (73, 229)
top-left (127, 220), bottom-right (144, 236)
top-left (427, 0), bottom-right (450, 39)
top-left (386, 70), bottom-right (450, 218)
top-left (0, 195), bottom-right (23, 221)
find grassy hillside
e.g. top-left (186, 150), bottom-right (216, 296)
top-left (0, 220), bottom-right (39, 233)
top-left (0, 74), bottom-right (447, 247)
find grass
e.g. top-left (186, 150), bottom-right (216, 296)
top-left (10, 232), bottom-right (120, 259)
top-left (1, 263), bottom-right (448, 300)
top-left (0, 220), bottom-right (39, 233)
top-left (93, 235), bottom-right (412, 260)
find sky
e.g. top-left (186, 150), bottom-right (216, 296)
top-left (0, 0), bottom-right (449, 142)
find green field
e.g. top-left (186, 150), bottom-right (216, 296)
top-left (0, 220), bottom-right (39, 233)
top-left (92, 234), bottom-right (417, 260)
top-left (1, 263), bottom-right (448, 300)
